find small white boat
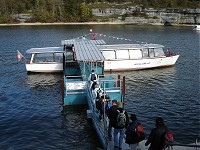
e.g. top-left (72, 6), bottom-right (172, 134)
top-left (193, 25), bottom-right (200, 30)
top-left (98, 44), bottom-right (179, 71)
top-left (25, 47), bottom-right (64, 73)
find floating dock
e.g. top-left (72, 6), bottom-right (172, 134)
top-left (61, 39), bottom-right (130, 149)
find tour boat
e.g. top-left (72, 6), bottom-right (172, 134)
top-left (25, 47), bottom-right (64, 73)
top-left (97, 43), bottom-right (179, 71)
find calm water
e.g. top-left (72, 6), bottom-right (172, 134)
top-left (0, 25), bottom-right (199, 149)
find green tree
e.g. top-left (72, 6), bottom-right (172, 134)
top-left (80, 3), bottom-right (91, 21)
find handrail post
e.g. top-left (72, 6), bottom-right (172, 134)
top-left (122, 76), bottom-right (125, 95)
top-left (61, 78), bottom-right (64, 108)
top-left (117, 75), bottom-right (120, 87)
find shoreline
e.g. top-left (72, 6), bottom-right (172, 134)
top-left (0, 22), bottom-right (193, 26)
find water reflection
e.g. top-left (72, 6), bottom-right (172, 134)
top-left (124, 67), bottom-right (176, 79)
top-left (27, 73), bottom-right (62, 88)
top-left (110, 67), bottom-right (177, 89)
top-left (61, 106), bottom-right (103, 149)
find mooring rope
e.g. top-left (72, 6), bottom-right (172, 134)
top-left (75, 30), bottom-right (149, 44)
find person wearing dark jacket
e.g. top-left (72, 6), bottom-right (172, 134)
top-left (113, 102), bottom-right (129, 150)
top-left (125, 114), bottom-right (140, 150)
top-left (145, 117), bottom-right (168, 150)
top-left (107, 100), bottom-right (118, 140)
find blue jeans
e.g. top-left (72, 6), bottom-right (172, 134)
top-left (114, 128), bottom-right (125, 148)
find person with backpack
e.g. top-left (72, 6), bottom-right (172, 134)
top-left (125, 114), bottom-right (145, 150)
top-left (107, 100), bottom-right (118, 141)
top-left (113, 102), bottom-right (129, 150)
top-left (145, 117), bottom-right (168, 150)
top-left (88, 70), bottom-right (98, 92)
top-left (96, 94), bottom-right (110, 117)
top-left (88, 69), bottom-right (97, 82)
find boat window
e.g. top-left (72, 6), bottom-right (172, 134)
top-left (149, 49), bottom-right (155, 58)
top-left (102, 50), bottom-right (116, 59)
top-left (54, 53), bottom-right (63, 62)
top-left (33, 53), bottom-right (54, 62)
top-left (65, 52), bottom-right (74, 61)
top-left (142, 49), bottom-right (149, 58)
top-left (129, 50), bottom-right (142, 59)
top-left (116, 50), bottom-right (129, 59)
top-left (154, 48), bottom-right (165, 57)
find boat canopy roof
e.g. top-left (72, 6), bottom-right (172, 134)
top-left (26, 47), bottom-right (64, 54)
top-left (62, 39), bottom-right (105, 62)
top-left (98, 44), bottom-right (164, 51)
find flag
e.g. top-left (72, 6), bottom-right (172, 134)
top-left (17, 50), bottom-right (23, 61)
top-left (91, 34), bottom-right (96, 40)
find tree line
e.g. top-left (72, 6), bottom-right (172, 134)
top-left (0, 0), bottom-right (199, 23)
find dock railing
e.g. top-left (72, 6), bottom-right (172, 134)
top-left (86, 73), bottom-right (126, 150)
top-left (98, 74), bottom-right (125, 100)
top-left (86, 80), bottom-right (109, 149)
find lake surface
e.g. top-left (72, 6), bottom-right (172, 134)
top-left (0, 25), bottom-right (199, 149)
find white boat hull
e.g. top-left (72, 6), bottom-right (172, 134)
top-left (104, 55), bottom-right (179, 71)
top-left (26, 63), bottom-right (63, 73)
top-left (193, 25), bottom-right (200, 30)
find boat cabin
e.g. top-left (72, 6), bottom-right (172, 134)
top-left (25, 47), bottom-right (64, 73)
top-left (26, 47), bottom-right (64, 64)
top-left (98, 44), bottom-right (165, 60)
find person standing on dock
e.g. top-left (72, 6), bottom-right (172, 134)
top-left (145, 117), bottom-right (168, 150)
top-left (107, 100), bottom-right (118, 141)
top-left (125, 114), bottom-right (145, 150)
top-left (88, 69), bottom-right (98, 91)
top-left (88, 69), bottom-right (98, 83)
top-left (113, 102), bottom-right (129, 150)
